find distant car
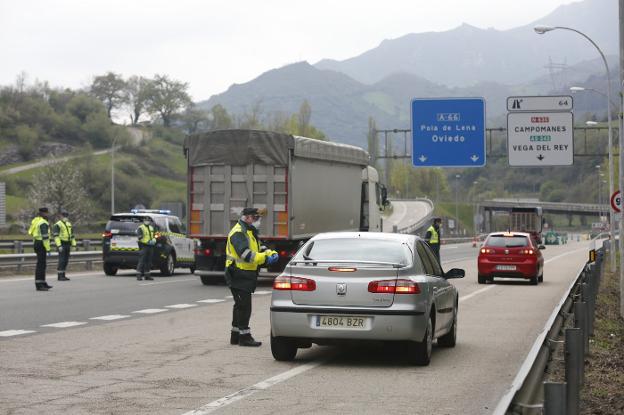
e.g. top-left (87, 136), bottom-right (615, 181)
top-left (102, 209), bottom-right (196, 276)
top-left (477, 231), bottom-right (545, 285)
top-left (269, 232), bottom-right (465, 366)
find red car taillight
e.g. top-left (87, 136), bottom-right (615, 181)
top-left (520, 249), bottom-right (535, 255)
top-left (368, 279), bottom-right (420, 294)
top-left (195, 248), bottom-right (212, 256)
top-left (273, 276), bottom-right (316, 291)
top-left (102, 231), bottom-right (113, 239)
top-left (480, 248), bottom-right (494, 254)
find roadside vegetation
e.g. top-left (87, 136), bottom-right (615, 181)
top-left (580, 265), bottom-right (624, 414)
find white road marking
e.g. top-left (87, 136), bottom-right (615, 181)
top-left (89, 315), bottom-right (131, 321)
top-left (544, 248), bottom-right (587, 264)
top-left (197, 299), bottom-right (226, 304)
top-left (442, 246), bottom-right (459, 250)
top-left (442, 256), bottom-right (473, 265)
top-left (253, 290), bottom-right (272, 295)
top-left (0, 329), bottom-right (36, 337)
top-left (459, 285), bottom-right (497, 303)
top-left (139, 277), bottom-right (196, 286)
top-left (181, 359), bottom-right (328, 415)
top-left (41, 321), bottom-right (87, 328)
top-left (0, 271), bottom-right (102, 283)
top-left (133, 309), bottom-right (169, 314)
top-left (166, 304), bottom-right (197, 309)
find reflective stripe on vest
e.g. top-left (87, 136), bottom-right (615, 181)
top-left (138, 224), bottom-right (154, 244)
top-left (427, 225), bottom-right (439, 244)
top-left (226, 223), bottom-right (260, 271)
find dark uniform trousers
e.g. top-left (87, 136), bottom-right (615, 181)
top-left (137, 243), bottom-right (154, 276)
top-left (34, 240), bottom-right (47, 285)
top-left (57, 242), bottom-right (71, 274)
top-left (226, 266), bottom-right (257, 331)
top-left (429, 243), bottom-right (440, 262)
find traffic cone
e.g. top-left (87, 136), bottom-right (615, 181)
top-left (472, 237), bottom-right (477, 248)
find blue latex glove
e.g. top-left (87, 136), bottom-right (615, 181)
top-left (148, 239), bottom-right (156, 246)
top-left (267, 253), bottom-right (279, 265)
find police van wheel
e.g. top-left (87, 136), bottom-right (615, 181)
top-left (103, 263), bottom-right (118, 276)
top-left (160, 254), bottom-right (175, 276)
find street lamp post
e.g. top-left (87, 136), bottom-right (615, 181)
top-left (535, 25), bottom-right (616, 273)
top-left (455, 174), bottom-right (460, 236)
top-left (596, 165), bottom-right (601, 219)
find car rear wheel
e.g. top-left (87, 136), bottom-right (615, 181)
top-left (160, 254), bottom-right (175, 276)
top-left (529, 275), bottom-right (538, 285)
top-left (407, 316), bottom-right (432, 366)
top-left (538, 273), bottom-right (543, 283)
top-left (478, 274), bottom-right (487, 284)
top-left (103, 263), bottom-right (118, 276)
top-left (271, 334), bottom-right (298, 361)
top-left (437, 306), bottom-right (457, 347)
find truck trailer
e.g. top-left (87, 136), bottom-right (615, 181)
top-left (183, 129), bottom-right (386, 284)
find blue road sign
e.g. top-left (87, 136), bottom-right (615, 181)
top-left (411, 97), bottom-right (486, 167)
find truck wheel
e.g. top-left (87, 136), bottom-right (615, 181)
top-left (200, 275), bottom-right (221, 285)
top-left (103, 263), bottom-right (118, 276)
top-left (271, 334), bottom-right (298, 361)
top-left (160, 254), bottom-right (175, 276)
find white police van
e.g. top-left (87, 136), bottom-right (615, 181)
top-left (102, 209), bottom-right (196, 276)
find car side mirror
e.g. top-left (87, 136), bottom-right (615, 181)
top-left (444, 268), bottom-right (465, 279)
top-left (538, 245), bottom-right (546, 250)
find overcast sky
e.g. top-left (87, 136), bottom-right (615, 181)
top-left (1, 0), bottom-right (579, 101)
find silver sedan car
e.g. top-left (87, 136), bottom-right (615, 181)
top-left (270, 232), bottom-right (465, 365)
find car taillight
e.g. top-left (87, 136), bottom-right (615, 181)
top-left (194, 248), bottom-right (212, 256)
top-left (480, 248), bottom-right (494, 254)
top-left (102, 231), bottom-right (113, 239)
top-left (273, 276), bottom-right (316, 291)
top-left (520, 249), bottom-right (535, 255)
top-left (368, 279), bottom-right (420, 294)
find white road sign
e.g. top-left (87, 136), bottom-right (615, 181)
top-left (507, 112), bottom-right (574, 166)
top-left (507, 95), bottom-right (573, 112)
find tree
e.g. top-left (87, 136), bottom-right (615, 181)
top-left (28, 158), bottom-right (94, 223)
top-left (298, 99), bottom-right (311, 136)
top-left (209, 104), bottom-right (233, 129)
top-left (145, 74), bottom-right (192, 127)
top-left (181, 104), bottom-right (210, 134)
top-left (90, 72), bottom-right (127, 120)
top-left (125, 75), bottom-right (150, 125)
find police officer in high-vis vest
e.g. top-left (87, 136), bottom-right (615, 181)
top-left (136, 217), bottom-right (156, 281)
top-left (425, 217), bottom-right (442, 262)
top-left (28, 207), bottom-right (52, 291)
top-left (225, 207), bottom-right (278, 347)
top-left (53, 210), bottom-right (76, 281)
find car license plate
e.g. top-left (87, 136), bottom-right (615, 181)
top-left (496, 265), bottom-right (516, 271)
top-left (316, 315), bottom-right (367, 329)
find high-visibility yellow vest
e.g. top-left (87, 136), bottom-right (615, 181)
top-left (138, 223), bottom-right (155, 244)
top-left (225, 222), bottom-right (266, 271)
top-left (54, 219), bottom-right (76, 247)
top-left (427, 225), bottom-right (439, 244)
top-left (28, 216), bottom-right (51, 251)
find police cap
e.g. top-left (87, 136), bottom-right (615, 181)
top-left (38, 207), bottom-right (49, 213)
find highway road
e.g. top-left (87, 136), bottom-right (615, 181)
top-left (0, 239), bottom-right (595, 415)
top-left (382, 199), bottom-right (433, 233)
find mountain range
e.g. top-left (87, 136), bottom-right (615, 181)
top-left (198, 0), bottom-right (619, 147)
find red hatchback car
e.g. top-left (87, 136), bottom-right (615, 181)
top-left (477, 232), bottom-right (545, 285)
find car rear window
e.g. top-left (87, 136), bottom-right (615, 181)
top-left (106, 216), bottom-right (142, 234)
top-left (299, 238), bottom-right (411, 266)
top-left (486, 235), bottom-right (529, 248)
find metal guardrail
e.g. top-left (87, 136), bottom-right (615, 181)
top-left (0, 239), bottom-right (102, 253)
top-left (0, 251), bottom-right (102, 272)
top-left (494, 239), bottom-right (606, 415)
top-left (391, 198), bottom-right (434, 235)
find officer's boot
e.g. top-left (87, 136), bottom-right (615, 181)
top-left (239, 333), bottom-right (262, 347)
top-left (35, 283), bottom-right (49, 291)
top-left (144, 273), bottom-right (153, 281)
top-left (230, 330), bottom-right (239, 345)
top-left (58, 271), bottom-right (70, 281)
top-left (137, 274), bottom-right (143, 281)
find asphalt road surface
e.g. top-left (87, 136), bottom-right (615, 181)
top-left (0, 238), bottom-right (597, 415)
top-left (382, 200), bottom-right (432, 232)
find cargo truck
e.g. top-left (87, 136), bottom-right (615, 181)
top-left (509, 206), bottom-right (544, 244)
top-left (183, 129), bottom-right (386, 285)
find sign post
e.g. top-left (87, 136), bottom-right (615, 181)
top-left (411, 98), bottom-right (486, 168)
top-left (506, 96), bottom-right (574, 167)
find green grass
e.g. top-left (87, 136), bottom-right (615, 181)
top-left (434, 202), bottom-right (475, 235)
